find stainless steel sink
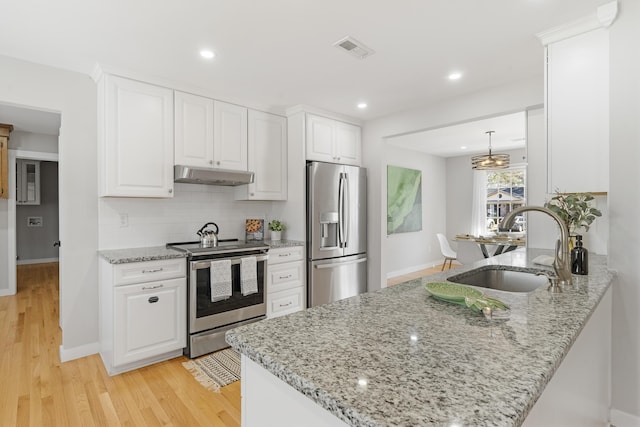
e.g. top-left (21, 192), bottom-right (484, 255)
top-left (447, 266), bottom-right (549, 293)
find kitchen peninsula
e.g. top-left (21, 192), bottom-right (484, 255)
top-left (226, 249), bottom-right (613, 426)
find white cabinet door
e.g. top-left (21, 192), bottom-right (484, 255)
top-left (547, 28), bottom-right (609, 193)
top-left (101, 75), bottom-right (174, 197)
top-left (174, 91), bottom-right (214, 167)
top-left (306, 114), bottom-right (335, 163)
top-left (113, 277), bottom-right (186, 366)
top-left (335, 121), bottom-right (361, 166)
top-left (213, 101), bottom-right (248, 171)
top-left (237, 110), bottom-right (287, 200)
top-left (16, 159), bottom-right (40, 205)
top-left (306, 114), bottom-right (361, 165)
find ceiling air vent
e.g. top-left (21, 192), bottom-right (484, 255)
top-left (333, 36), bottom-right (375, 60)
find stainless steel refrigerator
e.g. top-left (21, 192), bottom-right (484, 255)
top-left (307, 161), bottom-right (367, 307)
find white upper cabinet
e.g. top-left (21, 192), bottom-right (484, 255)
top-left (214, 100), bottom-right (248, 171)
top-left (306, 114), bottom-right (361, 166)
top-left (335, 121), bottom-right (362, 166)
top-left (236, 110), bottom-right (287, 200)
top-left (545, 26), bottom-right (611, 193)
top-left (174, 91), bottom-right (214, 167)
top-left (99, 75), bottom-right (174, 198)
top-left (175, 94), bottom-right (248, 171)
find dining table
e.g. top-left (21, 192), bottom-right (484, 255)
top-left (455, 234), bottom-right (526, 258)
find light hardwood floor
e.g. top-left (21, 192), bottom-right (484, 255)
top-left (0, 263), bottom-right (241, 427)
top-left (386, 262), bottom-right (460, 286)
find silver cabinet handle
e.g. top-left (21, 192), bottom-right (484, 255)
top-left (142, 284), bottom-right (164, 290)
top-left (278, 253), bottom-right (291, 257)
top-left (279, 301), bottom-right (292, 307)
top-left (279, 274), bottom-right (292, 280)
top-left (142, 268), bottom-right (164, 274)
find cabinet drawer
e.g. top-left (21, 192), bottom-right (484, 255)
top-left (113, 258), bottom-right (186, 286)
top-left (113, 277), bottom-right (186, 366)
top-left (268, 246), bottom-right (304, 265)
top-left (267, 287), bottom-right (304, 318)
top-left (268, 262), bottom-right (303, 293)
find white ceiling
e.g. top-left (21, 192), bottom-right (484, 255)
top-left (387, 111), bottom-right (526, 158)
top-left (0, 0), bottom-right (608, 122)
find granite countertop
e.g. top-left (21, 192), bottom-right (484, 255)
top-left (226, 248), bottom-right (614, 427)
top-left (99, 239), bottom-right (305, 264)
top-left (264, 239), bottom-right (305, 248)
top-left (99, 246), bottom-right (186, 264)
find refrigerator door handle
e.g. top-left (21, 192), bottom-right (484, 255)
top-left (338, 174), bottom-right (346, 248)
top-left (314, 257), bottom-right (368, 269)
top-left (343, 174), bottom-right (349, 248)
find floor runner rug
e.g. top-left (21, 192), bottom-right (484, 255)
top-left (182, 348), bottom-right (240, 392)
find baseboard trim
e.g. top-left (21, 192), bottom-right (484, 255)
top-left (610, 408), bottom-right (640, 427)
top-left (0, 288), bottom-right (16, 297)
top-left (17, 258), bottom-right (59, 265)
top-left (59, 342), bottom-right (100, 363)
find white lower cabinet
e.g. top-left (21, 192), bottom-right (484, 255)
top-left (100, 258), bottom-right (186, 375)
top-left (267, 246), bottom-right (305, 318)
top-left (113, 277), bottom-right (186, 366)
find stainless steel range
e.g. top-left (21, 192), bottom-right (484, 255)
top-left (168, 238), bottom-right (269, 358)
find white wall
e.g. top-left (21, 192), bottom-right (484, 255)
top-left (445, 148), bottom-right (526, 239)
top-left (362, 76), bottom-right (544, 290)
top-left (99, 184), bottom-right (276, 248)
top-left (609, 0), bottom-right (640, 422)
top-left (9, 131), bottom-right (58, 153)
top-left (384, 147), bottom-right (446, 277)
top-left (0, 55), bottom-right (98, 359)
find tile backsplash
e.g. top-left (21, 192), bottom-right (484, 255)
top-left (98, 183), bottom-right (277, 249)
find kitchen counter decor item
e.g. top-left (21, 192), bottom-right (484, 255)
top-left (268, 219), bottom-right (285, 241)
top-left (543, 191), bottom-right (602, 236)
top-left (425, 281), bottom-right (510, 318)
top-left (245, 219), bottom-right (264, 241)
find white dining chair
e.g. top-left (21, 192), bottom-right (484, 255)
top-left (456, 240), bottom-right (486, 265)
top-left (436, 233), bottom-right (457, 271)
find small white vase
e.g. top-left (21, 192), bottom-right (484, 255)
top-left (271, 230), bottom-right (282, 241)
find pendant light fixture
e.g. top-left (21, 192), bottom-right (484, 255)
top-left (471, 131), bottom-right (510, 170)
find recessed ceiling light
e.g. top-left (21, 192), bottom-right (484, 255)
top-left (448, 72), bottom-right (462, 80)
top-left (357, 102), bottom-right (368, 109)
top-left (460, 146), bottom-right (468, 150)
top-left (200, 50), bottom-right (215, 59)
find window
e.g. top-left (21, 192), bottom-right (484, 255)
top-left (485, 167), bottom-right (526, 233)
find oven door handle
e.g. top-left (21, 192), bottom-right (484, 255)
top-left (191, 254), bottom-right (269, 270)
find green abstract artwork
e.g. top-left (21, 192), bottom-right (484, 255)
top-left (387, 165), bottom-right (422, 234)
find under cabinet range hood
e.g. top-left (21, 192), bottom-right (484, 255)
top-left (174, 165), bottom-right (254, 186)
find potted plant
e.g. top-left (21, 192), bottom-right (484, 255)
top-left (268, 220), bottom-right (286, 241)
top-left (544, 191), bottom-right (602, 240)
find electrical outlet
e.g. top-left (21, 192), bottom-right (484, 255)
top-left (119, 213), bottom-right (129, 227)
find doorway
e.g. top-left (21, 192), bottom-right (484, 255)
top-left (0, 103), bottom-right (61, 296)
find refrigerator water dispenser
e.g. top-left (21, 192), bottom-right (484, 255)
top-left (320, 212), bottom-right (339, 249)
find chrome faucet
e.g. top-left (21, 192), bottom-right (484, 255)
top-left (501, 206), bottom-right (572, 287)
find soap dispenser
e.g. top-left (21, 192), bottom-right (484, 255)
top-left (571, 234), bottom-right (589, 275)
